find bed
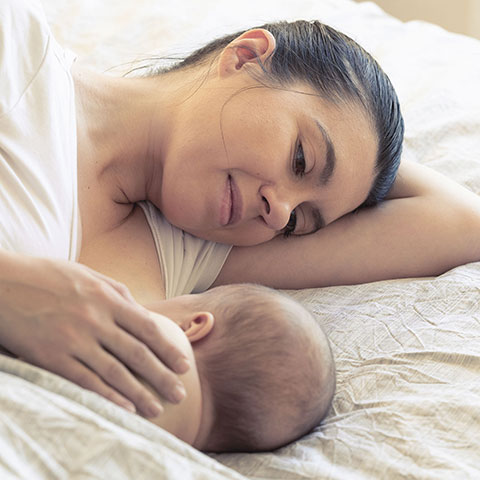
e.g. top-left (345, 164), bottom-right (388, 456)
top-left (1, 0), bottom-right (479, 478)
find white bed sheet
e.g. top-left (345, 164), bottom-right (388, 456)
top-left (2, 0), bottom-right (479, 478)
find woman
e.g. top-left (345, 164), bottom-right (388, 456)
top-left (1, 0), bottom-right (479, 417)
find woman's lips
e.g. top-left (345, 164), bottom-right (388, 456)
top-left (229, 176), bottom-right (242, 225)
top-left (220, 175), bottom-right (242, 226)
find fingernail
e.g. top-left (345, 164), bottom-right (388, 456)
top-left (147, 401), bottom-right (163, 418)
top-left (175, 358), bottom-right (190, 374)
top-left (170, 383), bottom-right (186, 403)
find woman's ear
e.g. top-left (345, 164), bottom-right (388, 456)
top-left (183, 312), bottom-right (215, 343)
top-left (218, 28), bottom-right (276, 77)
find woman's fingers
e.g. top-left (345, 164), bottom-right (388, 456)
top-left (69, 267), bottom-right (188, 409)
top-left (75, 345), bottom-right (165, 418)
top-left (115, 303), bottom-right (190, 375)
top-left (67, 271), bottom-right (188, 413)
top-left (53, 355), bottom-right (139, 414)
top-left (100, 315), bottom-right (188, 407)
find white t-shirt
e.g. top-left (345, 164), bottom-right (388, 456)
top-left (0, 0), bottom-right (230, 293)
top-left (0, 0), bottom-right (79, 260)
top-left (138, 202), bottom-right (232, 298)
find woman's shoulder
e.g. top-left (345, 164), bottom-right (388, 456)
top-left (0, 0), bottom-right (52, 116)
top-left (0, 0), bottom-right (49, 42)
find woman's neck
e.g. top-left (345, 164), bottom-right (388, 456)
top-left (72, 63), bottom-right (175, 205)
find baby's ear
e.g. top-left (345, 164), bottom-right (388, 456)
top-left (184, 312), bottom-right (215, 343)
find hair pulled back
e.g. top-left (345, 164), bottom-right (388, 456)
top-left (161, 20), bottom-right (404, 206)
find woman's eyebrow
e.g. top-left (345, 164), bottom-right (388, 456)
top-left (315, 120), bottom-right (336, 186)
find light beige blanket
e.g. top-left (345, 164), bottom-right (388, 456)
top-left (2, 0), bottom-right (479, 478)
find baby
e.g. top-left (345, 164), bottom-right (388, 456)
top-left (144, 283), bottom-right (336, 453)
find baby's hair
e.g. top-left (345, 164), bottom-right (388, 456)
top-left (192, 284), bottom-right (335, 452)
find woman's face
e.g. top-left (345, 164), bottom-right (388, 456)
top-left (156, 72), bottom-right (378, 246)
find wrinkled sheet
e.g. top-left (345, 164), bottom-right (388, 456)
top-left (2, 0), bottom-right (480, 478)
top-left (0, 355), bottom-right (245, 480)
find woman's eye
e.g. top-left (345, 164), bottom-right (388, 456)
top-left (293, 143), bottom-right (306, 177)
top-left (282, 210), bottom-right (297, 238)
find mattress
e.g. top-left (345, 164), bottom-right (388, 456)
top-left (1, 0), bottom-right (479, 478)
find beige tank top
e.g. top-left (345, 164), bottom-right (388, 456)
top-left (138, 202), bottom-right (232, 299)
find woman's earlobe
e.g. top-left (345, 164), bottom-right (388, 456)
top-left (218, 28), bottom-right (276, 76)
top-left (184, 312), bottom-right (215, 343)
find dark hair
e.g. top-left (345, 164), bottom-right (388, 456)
top-left (193, 284), bottom-right (335, 453)
top-left (152, 20), bottom-right (404, 208)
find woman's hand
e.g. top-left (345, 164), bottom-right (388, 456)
top-left (0, 250), bottom-right (189, 417)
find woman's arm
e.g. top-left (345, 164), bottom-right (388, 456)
top-left (0, 249), bottom-right (189, 416)
top-left (214, 160), bottom-right (480, 288)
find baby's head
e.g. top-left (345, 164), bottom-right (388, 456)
top-left (157, 283), bottom-right (335, 453)
top-left (191, 284), bottom-right (335, 452)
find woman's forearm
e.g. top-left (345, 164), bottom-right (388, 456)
top-left (215, 161), bottom-right (480, 288)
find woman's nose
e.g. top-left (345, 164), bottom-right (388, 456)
top-left (260, 186), bottom-right (294, 231)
